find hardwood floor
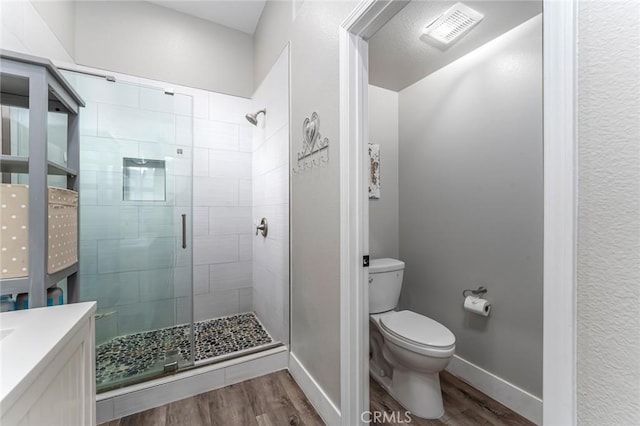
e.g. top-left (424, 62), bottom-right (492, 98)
top-left (102, 370), bottom-right (534, 426)
top-left (100, 370), bottom-right (324, 426)
top-left (370, 371), bottom-right (535, 426)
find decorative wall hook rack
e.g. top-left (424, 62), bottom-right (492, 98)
top-left (293, 112), bottom-right (329, 173)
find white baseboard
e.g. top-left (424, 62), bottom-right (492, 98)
top-left (96, 346), bottom-right (288, 424)
top-left (445, 355), bottom-right (542, 425)
top-left (288, 352), bottom-right (341, 426)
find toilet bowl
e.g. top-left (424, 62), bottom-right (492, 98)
top-left (368, 258), bottom-right (456, 419)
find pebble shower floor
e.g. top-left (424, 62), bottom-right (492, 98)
top-left (95, 313), bottom-right (273, 387)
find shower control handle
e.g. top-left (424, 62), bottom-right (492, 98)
top-left (181, 214), bottom-right (187, 249)
top-left (256, 218), bottom-right (268, 237)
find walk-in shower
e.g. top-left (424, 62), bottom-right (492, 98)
top-left (61, 70), bottom-right (285, 392)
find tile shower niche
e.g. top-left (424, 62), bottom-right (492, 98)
top-left (123, 158), bottom-right (167, 201)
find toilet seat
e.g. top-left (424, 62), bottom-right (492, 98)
top-left (378, 310), bottom-right (455, 358)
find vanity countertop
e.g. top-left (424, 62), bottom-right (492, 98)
top-left (0, 302), bottom-right (96, 408)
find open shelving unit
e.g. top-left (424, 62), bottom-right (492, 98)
top-left (0, 50), bottom-right (85, 308)
top-left (0, 155), bottom-right (78, 176)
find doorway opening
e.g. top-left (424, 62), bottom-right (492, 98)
top-left (339, 1), bottom-right (577, 425)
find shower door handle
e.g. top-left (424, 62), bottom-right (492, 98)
top-left (181, 214), bottom-right (187, 249)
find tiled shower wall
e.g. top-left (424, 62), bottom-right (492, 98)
top-left (252, 46), bottom-right (290, 343)
top-left (189, 92), bottom-right (254, 323)
top-left (70, 71), bottom-right (254, 343)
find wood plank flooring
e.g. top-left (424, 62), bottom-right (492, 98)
top-left (370, 371), bottom-right (535, 426)
top-left (101, 370), bottom-right (324, 426)
top-left (102, 370), bottom-right (534, 426)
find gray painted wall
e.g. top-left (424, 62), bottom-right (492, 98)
top-left (254, 0), bottom-right (359, 408)
top-left (369, 85), bottom-right (400, 259)
top-left (74, 1), bottom-right (254, 98)
top-left (576, 0), bottom-right (640, 423)
top-left (31, 0), bottom-right (75, 59)
top-left (397, 16), bottom-right (543, 397)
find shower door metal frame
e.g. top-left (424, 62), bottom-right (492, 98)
top-left (339, 1), bottom-right (578, 426)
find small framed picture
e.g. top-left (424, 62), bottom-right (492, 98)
top-left (369, 143), bottom-right (380, 199)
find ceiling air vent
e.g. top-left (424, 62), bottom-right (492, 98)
top-left (420, 2), bottom-right (484, 50)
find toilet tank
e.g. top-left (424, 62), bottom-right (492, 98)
top-left (369, 258), bottom-right (405, 314)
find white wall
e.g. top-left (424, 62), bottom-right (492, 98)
top-left (253, 1), bottom-right (292, 91)
top-left (0, 0), bottom-right (74, 63)
top-left (74, 1), bottom-right (254, 98)
top-left (397, 16), bottom-right (543, 397)
top-left (576, 0), bottom-right (640, 423)
top-left (368, 85), bottom-right (399, 260)
top-left (254, 0), bottom-right (359, 408)
top-left (3, 0), bottom-right (254, 97)
top-left (251, 45), bottom-right (290, 344)
top-left (31, 0), bottom-right (75, 59)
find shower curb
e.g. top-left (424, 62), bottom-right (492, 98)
top-left (96, 346), bottom-right (288, 424)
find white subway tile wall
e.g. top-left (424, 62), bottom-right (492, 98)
top-left (251, 47), bottom-right (290, 344)
top-left (190, 91), bottom-right (254, 324)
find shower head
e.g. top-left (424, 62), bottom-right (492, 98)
top-left (245, 109), bottom-right (266, 126)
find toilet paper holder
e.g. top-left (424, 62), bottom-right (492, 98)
top-left (462, 286), bottom-right (488, 298)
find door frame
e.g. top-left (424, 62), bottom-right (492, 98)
top-left (338, 1), bottom-right (578, 425)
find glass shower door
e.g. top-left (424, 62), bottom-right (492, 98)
top-left (62, 71), bottom-right (194, 391)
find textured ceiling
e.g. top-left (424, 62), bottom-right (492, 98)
top-left (147, 0), bottom-right (267, 34)
top-left (369, 1), bottom-right (542, 91)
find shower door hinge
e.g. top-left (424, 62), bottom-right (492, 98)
top-left (363, 255), bottom-right (370, 267)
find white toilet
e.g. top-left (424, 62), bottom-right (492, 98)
top-left (369, 258), bottom-right (455, 419)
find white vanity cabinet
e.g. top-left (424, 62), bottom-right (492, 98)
top-left (0, 302), bottom-right (97, 425)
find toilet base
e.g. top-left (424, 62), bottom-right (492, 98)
top-left (392, 367), bottom-right (444, 419)
top-left (370, 365), bottom-right (444, 419)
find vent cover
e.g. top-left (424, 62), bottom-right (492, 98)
top-left (421, 3), bottom-right (484, 50)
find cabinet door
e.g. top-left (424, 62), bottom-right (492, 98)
top-left (3, 319), bottom-right (96, 426)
